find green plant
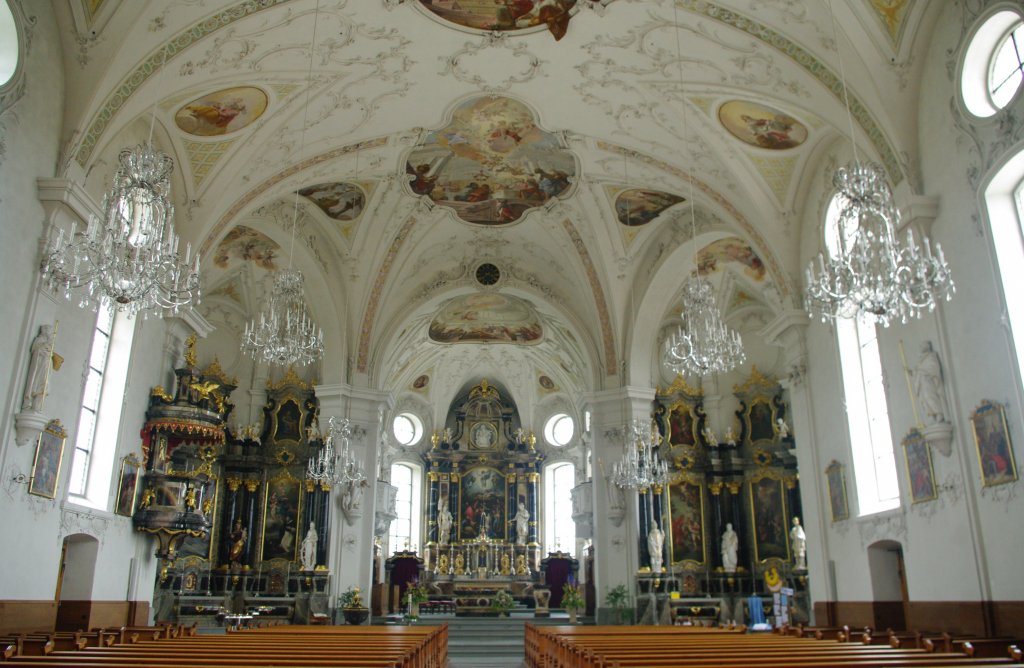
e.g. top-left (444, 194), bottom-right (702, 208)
top-left (605, 584), bottom-right (632, 624)
top-left (338, 586), bottom-right (364, 609)
top-left (405, 580), bottom-right (429, 604)
top-left (561, 583), bottom-right (585, 611)
top-left (491, 590), bottom-right (515, 614)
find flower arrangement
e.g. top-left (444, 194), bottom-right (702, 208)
top-left (338, 586), bottom-right (364, 609)
top-left (605, 584), bottom-right (633, 624)
top-left (491, 590), bottom-right (515, 614)
top-left (561, 583), bottom-right (585, 611)
top-left (405, 579), bottom-right (429, 604)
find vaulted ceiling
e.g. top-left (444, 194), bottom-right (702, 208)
top-left (54, 0), bottom-right (939, 413)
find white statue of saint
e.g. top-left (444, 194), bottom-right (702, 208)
top-left (724, 426), bottom-right (737, 447)
top-left (776, 418), bottom-right (790, 440)
top-left (912, 341), bottom-right (949, 425)
top-left (790, 517), bottom-right (807, 570)
top-left (703, 427), bottom-right (718, 447)
top-left (437, 496), bottom-right (453, 546)
top-left (22, 325), bottom-right (55, 412)
top-left (648, 522), bottom-right (665, 574)
top-left (721, 522), bottom-right (739, 573)
top-left (300, 522), bottom-right (318, 571)
top-left (515, 501), bottom-right (530, 545)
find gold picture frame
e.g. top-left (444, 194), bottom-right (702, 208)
top-left (29, 419), bottom-right (67, 499)
top-left (970, 399), bottom-right (1018, 487)
top-left (667, 472), bottom-right (706, 567)
top-left (749, 471), bottom-right (789, 562)
top-left (825, 460), bottom-right (850, 521)
top-left (114, 453), bottom-right (141, 516)
top-left (902, 429), bottom-right (937, 503)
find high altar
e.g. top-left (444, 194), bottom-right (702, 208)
top-left (414, 380), bottom-right (550, 610)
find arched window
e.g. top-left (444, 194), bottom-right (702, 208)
top-left (388, 461), bottom-right (422, 554)
top-left (962, 9), bottom-right (1024, 118)
top-left (544, 461), bottom-right (575, 553)
top-left (825, 196), bottom-right (900, 515)
top-left (984, 149), bottom-right (1024, 386)
top-left (0, 1), bottom-right (19, 88)
top-left (68, 303), bottom-right (137, 509)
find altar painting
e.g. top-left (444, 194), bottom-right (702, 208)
top-left (668, 478), bottom-right (705, 565)
top-left (406, 96), bottom-right (575, 225)
top-left (615, 189), bottom-right (684, 226)
top-left (747, 398), bottom-right (775, 444)
top-left (428, 293), bottom-right (543, 344)
top-left (273, 398), bottom-right (303, 443)
top-left (459, 467), bottom-right (506, 541)
top-left (750, 474), bottom-right (788, 562)
top-left (261, 475), bottom-right (301, 562)
top-left (667, 403), bottom-right (697, 447)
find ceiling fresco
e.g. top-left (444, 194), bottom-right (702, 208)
top-left (614, 189), bottom-right (685, 227)
top-left (406, 95), bottom-right (575, 226)
top-left (213, 225), bottom-right (279, 271)
top-left (174, 87), bottom-right (268, 137)
top-left (416, 0), bottom-right (590, 40)
top-left (718, 100), bottom-right (809, 150)
top-left (428, 293), bottom-right (544, 345)
top-left (298, 182), bottom-right (365, 221)
top-left (696, 238), bottom-right (767, 282)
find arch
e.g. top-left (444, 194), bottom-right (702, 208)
top-left (866, 540), bottom-right (908, 631)
top-left (55, 534), bottom-right (100, 631)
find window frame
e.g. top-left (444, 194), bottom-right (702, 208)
top-left (388, 460), bottom-right (422, 554)
top-left (960, 7), bottom-right (1024, 119)
top-left (543, 460), bottom-right (576, 554)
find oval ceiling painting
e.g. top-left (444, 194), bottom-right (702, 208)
top-left (416, 0), bottom-right (582, 40)
top-left (697, 237), bottom-right (766, 281)
top-left (429, 293), bottom-right (543, 345)
top-left (174, 86), bottom-right (268, 137)
top-left (615, 189), bottom-right (685, 226)
top-left (718, 100), bottom-right (808, 150)
top-left (213, 225), bottom-right (279, 271)
top-left (298, 182), bottom-right (365, 221)
top-left (406, 95), bottom-right (576, 225)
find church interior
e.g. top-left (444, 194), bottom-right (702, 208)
top-left (2, 0), bottom-right (1024, 660)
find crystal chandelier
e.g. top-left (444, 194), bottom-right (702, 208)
top-left (241, 1), bottom-right (324, 367)
top-left (307, 416), bottom-right (366, 486)
top-left (41, 143), bottom-right (200, 317)
top-left (610, 419), bottom-right (671, 490)
top-left (663, 276), bottom-right (746, 376)
top-left (804, 161), bottom-right (955, 326)
top-left (241, 268), bottom-right (324, 366)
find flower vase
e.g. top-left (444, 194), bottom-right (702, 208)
top-left (568, 608), bottom-right (578, 624)
top-left (342, 606), bottom-right (369, 625)
top-left (410, 601), bottom-right (420, 618)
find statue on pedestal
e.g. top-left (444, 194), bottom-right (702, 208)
top-left (721, 523), bottom-right (739, 573)
top-left (790, 517), bottom-right (807, 570)
top-left (912, 341), bottom-right (949, 425)
top-left (648, 522), bottom-right (665, 573)
top-left (515, 501), bottom-right (530, 545)
top-left (300, 522), bottom-right (318, 571)
top-left (22, 325), bottom-right (58, 413)
top-left (437, 496), bottom-right (452, 546)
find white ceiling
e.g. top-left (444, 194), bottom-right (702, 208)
top-left (53, 0), bottom-right (940, 408)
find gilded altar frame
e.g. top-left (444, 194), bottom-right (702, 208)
top-left (667, 470), bottom-right (706, 567)
top-left (748, 469), bottom-right (789, 562)
top-left (734, 367), bottom-right (783, 447)
top-left (260, 469), bottom-right (304, 563)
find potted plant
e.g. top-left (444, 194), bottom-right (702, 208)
top-left (405, 579), bottom-right (429, 619)
top-left (561, 582), bottom-right (585, 624)
top-left (605, 584), bottom-right (633, 625)
top-left (338, 586), bottom-right (369, 625)
top-left (491, 590), bottom-right (515, 617)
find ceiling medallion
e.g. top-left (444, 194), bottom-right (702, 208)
top-left (413, 0), bottom-right (609, 41)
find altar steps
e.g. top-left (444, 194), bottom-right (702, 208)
top-left (411, 612), bottom-right (590, 668)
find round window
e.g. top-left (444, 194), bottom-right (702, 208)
top-left (393, 413), bottom-right (423, 447)
top-left (544, 413), bottom-right (575, 447)
top-left (961, 10), bottom-right (1024, 118)
top-left (0, 2), bottom-right (19, 88)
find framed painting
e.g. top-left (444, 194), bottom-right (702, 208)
top-left (970, 400), bottom-right (1018, 487)
top-left (902, 429), bottom-right (937, 503)
top-left (668, 474), bottom-right (706, 566)
top-left (272, 398), bottom-right (304, 444)
top-left (29, 419), bottom-right (67, 499)
top-left (458, 466), bottom-right (506, 541)
top-left (667, 402), bottom-right (698, 447)
top-left (746, 397), bottom-right (776, 445)
top-left (114, 454), bottom-right (141, 516)
top-left (824, 460), bottom-right (849, 521)
top-left (261, 473), bottom-right (302, 562)
top-left (749, 472), bottom-right (789, 562)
